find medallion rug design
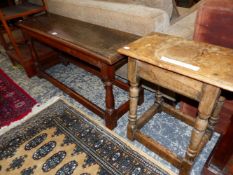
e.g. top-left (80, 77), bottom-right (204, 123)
top-left (0, 54), bottom-right (219, 174)
top-left (0, 99), bottom-right (172, 175)
top-left (0, 68), bottom-right (36, 128)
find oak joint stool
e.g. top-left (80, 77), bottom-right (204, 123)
top-left (118, 33), bottom-right (233, 174)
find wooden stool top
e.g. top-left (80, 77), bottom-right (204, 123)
top-left (118, 33), bottom-right (233, 92)
top-left (18, 13), bottom-right (139, 65)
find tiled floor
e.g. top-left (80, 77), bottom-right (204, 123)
top-left (0, 53), bottom-right (219, 175)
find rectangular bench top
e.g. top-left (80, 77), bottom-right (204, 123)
top-left (118, 33), bottom-right (233, 92)
top-left (18, 13), bottom-right (139, 65)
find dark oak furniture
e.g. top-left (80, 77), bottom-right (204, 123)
top-left (18, 13), bottom-right (140, 129)
top-left (0, 0), bottom-right (52, 77)
top-left (118, 33), bottom-right (233, 174)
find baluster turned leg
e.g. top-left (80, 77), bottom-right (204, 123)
top-left (28, 38), bottom-right (42, 77)
top-left (127, 58), bottom-right (140, 140)
top-left (155, 86), bottom-right (163, 112)
top-left (196, 96), bottom-right (225, 155)
top-left (180, 85), bottom-right (221, 175)
top-left (207, 96), bottom-right (225, 136)
top-left (60, 55), bottom-right (69, 66)
top-left (101, 64), bottom-right (116, 130)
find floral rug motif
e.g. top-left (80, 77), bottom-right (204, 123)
top-left (0, 68), bottom-right (36, 128)
top-left (0, 99), bottom-right (171, 175)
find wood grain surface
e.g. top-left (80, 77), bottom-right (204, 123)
top-left (118, 33), bottom-right (233, 92)
top-left (19, 13), bottom-right (139, 65)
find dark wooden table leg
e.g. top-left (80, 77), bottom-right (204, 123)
top-left (60, 56), bottom-right (69, 66)
top-left (101, 63), bottom-right (117, 129)
top-left (27, 38), bottom-right (42, 78)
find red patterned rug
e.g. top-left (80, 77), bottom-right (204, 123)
top-left (0, 68), bottom-right (36, 128)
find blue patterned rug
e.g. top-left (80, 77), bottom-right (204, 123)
top-left (0, 99), bottom-right (172, 175)
top-left (0, 54), bottom-right (219, 174)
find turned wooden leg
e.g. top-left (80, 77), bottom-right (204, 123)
top-left (101, 64), bottom-right (117, 130)
top-left (207, 96), bottom-right (225, 136)
top-left (60, 55), bottom-right (69, 66)
top-left (127, 58), bottom-right (140, 140)
top-left (20, 31), bottom-right (36, 77)
top-left (104, 80), bottom-right (116, 129)
top-left (195, 96), bottom-right (225, 157)
top-left (155, 86), bottom-right (163, 112)
top-left (180, 85), bottom-right (221, 175)
top-left (138, 83), bottom-right (144, 106)
top-left (28, 38), bottom-right (42, 78)
top-left (128, 80), bottom-right (140, 140)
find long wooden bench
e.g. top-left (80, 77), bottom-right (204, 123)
top-left (18, 13), bottom-right (142, 129)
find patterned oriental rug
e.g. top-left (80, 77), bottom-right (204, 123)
top-left (0, 68), bottom-right (36, 128)
top-left (0, 99), bottom-right (173, 175)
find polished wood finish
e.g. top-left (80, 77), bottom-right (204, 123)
top-left (18, 14), bottom-right (138, 65)
top-left (0, 0), bottom-right (48, 77)
top-left (19, 13), bottom-right (140, 129)
top-left (118, 33), bottom-right (233, 174)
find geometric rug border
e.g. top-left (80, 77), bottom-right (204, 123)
top-left (0, 97), bottom-right (175, 175)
